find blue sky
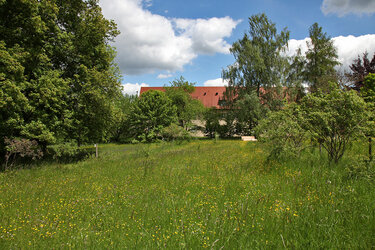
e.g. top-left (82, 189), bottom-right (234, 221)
top-left (99, 0), bottom-right (375, 95)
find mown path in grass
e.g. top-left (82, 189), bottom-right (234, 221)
top-left (0, 140), bottom-right (374, 248)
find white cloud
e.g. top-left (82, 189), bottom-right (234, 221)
top-left (284, 38), bottom-right (310, 58)
top-left (122, 83), bottom-right (149, 96)
top-left (157, 73), bottom-right (173, 79)
top-left (332, 35), bottom-right (375, 69)
top-left (321, 0), bottom-right (375, 16)
top-left (203, 78), bottom-right (229, 86)
top-left (285, 34), bottom-right (375, 72)
top-left (99, 0), bottom-right (240, 75)
top-left (173, 17), bottom-right (240, 55)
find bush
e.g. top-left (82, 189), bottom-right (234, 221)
top-left (46, 143), bottom-right (95, 163)
top-left (300, 87), bottom-right (368, 163)
top-left (129, 90), bottom-right (177, 142)
top-left (204, 108), bottom-right (221, 138)
top-left (255, 104), bottom-right (308, 161)
top-left (3, 137), bottom-right (43, 171)
top-left (344, 156), bottom-right (375, 181)
top-left (161, 124), bottom-right (191, 141)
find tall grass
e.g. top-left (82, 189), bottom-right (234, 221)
top-left (0, 140), bottom-right (374, 248)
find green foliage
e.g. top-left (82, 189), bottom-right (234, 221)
top-left (286, 48), bottom-right (306, 102)
top-left (166, 76), bottom-right (195, 93)
top-left (0, 0), bottom-right (122, 152)
top-left (165, 77), bottom-right (205, 129)
top-left (304, 23), bottom-right (340, 92)
top-left (46, 143), bottom-right (94, 163)
top-left (204, 108), bottom-right (221, 138)
top-left (361, 73), bottom-right (375, 161)
top-left (161, 123), bottom-right (191, 141)
top-left (344, 156), bottom-right (375, 181)
top-left (362, 73), bottom-right (375, 103)
top-left (346, 52), bottom-right (375, 91)
top-left (110, 94), bottom-right (137, 143)
top-left (300, 86), bottom-right (368, 163)
top-left (256, 104), bottom-right (308, 160)
top-left (235, 92), bottom-right (265, 135)
top-left (130, 90), bottom-right (177, 142)
top-left (362, 74), bottom-right (375, 136)
top-left (222, 13), bottom-right (290, 108)
top-left (203, 109), bottom-right (239, 138)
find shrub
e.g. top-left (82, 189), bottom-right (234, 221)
top-left (300, 86), bottom-right (368, 163)
top-left (204, 108), bottom-right (221, 138)
top-left (344, 156), bottom-right (375, 181)
top-left (46, 143), bottom-right (95, 163)
top-left (129, 90), bottom-right (177, 142)
top-left (3, 137), bottom-right (43, 170)
top-left (255, 104), bottom-right (308, 161)
top-left (161, 124), bottom-right (191, 141)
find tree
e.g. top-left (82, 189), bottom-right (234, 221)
top-left (346, 52), bottom-right (375, 91)
top-left (255, 104), bottom-right (307, 160)
top-left (286, 48), bottom-right (306, 103)
top-left (304, 23), bottom-right (340, 92)
top-left (204, 108), bottom-right (221, 138)
top-left (129, 90), bottom-right (177, 142)
top-left (164, 77), bottom-right (205, 129)
top-left (361, 73), bottom-right (375, 161)
top-left (0, 0), bottom-right (122, 154)
top-left (235, 92), bottom-right (264, 135)
top-left (110, 94), bottom-right (137, 143)
top-left (222, 13), bottom-right (290, 108)
top-left (300, 85), bottom-right (368, 163)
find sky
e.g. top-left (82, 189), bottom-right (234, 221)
top-left (99, 0), bottom-right (375, 95)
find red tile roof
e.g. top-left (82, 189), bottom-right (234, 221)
top-left (140, 86), bottom-right (227, 108)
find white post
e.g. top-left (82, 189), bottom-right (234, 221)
top-left (95, 144), bottom-right (98, 158)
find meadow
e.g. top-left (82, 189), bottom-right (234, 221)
top-left (0, 140), bottom-right (374, 248)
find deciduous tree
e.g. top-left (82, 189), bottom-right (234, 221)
top-left (164, 77), bottom-right (205, 129)
top-left (129, 90), bottom-right (177, 142)
top-left (0, 0), bottom-right (122, 154)
top-left (346, 52), bottom-right (375, 91)
top-left (361, 73), bottom-right (375, 161)
top-left (222, 13), bottom-right (290, 109)
top-left (300, 85), bottom-right (367, 163)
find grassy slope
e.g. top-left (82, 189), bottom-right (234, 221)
top-left (0, 140), bottom-right (374, 248)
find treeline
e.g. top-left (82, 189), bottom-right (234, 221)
top-left (210, 13), bottom-right (375, 163)
top-left (1, 3), bottom-right (374, 167)
top-left (1, 0), bottom-right (124, 164)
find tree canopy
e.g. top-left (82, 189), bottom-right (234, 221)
top-left (346, 52), bottom-right (375, 91)
top-left (304, 23), bottom-right (340, 92)
top-left (222, 13), bottom-right (290, 106)
top-left (300, 86), bottom-right (368, 163)
top-left (129, 90), bottom-right (177, 142)
top-left (0, 0), bottom-right (122, 153)
top-left (164, 77), bottom-right (205, 129)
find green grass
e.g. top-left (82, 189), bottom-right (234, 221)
top-left (0, 140), bottom-right (374, 248)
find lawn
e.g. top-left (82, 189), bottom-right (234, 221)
top-left (0, 140), bottom-right (374, 248)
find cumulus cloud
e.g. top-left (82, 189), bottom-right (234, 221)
top-left (174, 17), bottom-right (240, 55)
top-left (157, 73), bottom-right (173, 79)
top-left (321, 0), bottom-right (375, 16)
top-left (122, 83), bottom-right (149, 96)
top-left (285, 34), bottom-right (375, 72)
top-left (203, 78), bottom-right (229, 86)
top-left (99, 0), bottom-right (239, 75)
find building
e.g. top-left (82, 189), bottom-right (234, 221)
top-left (139, 86), bottom-right (227, 108)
